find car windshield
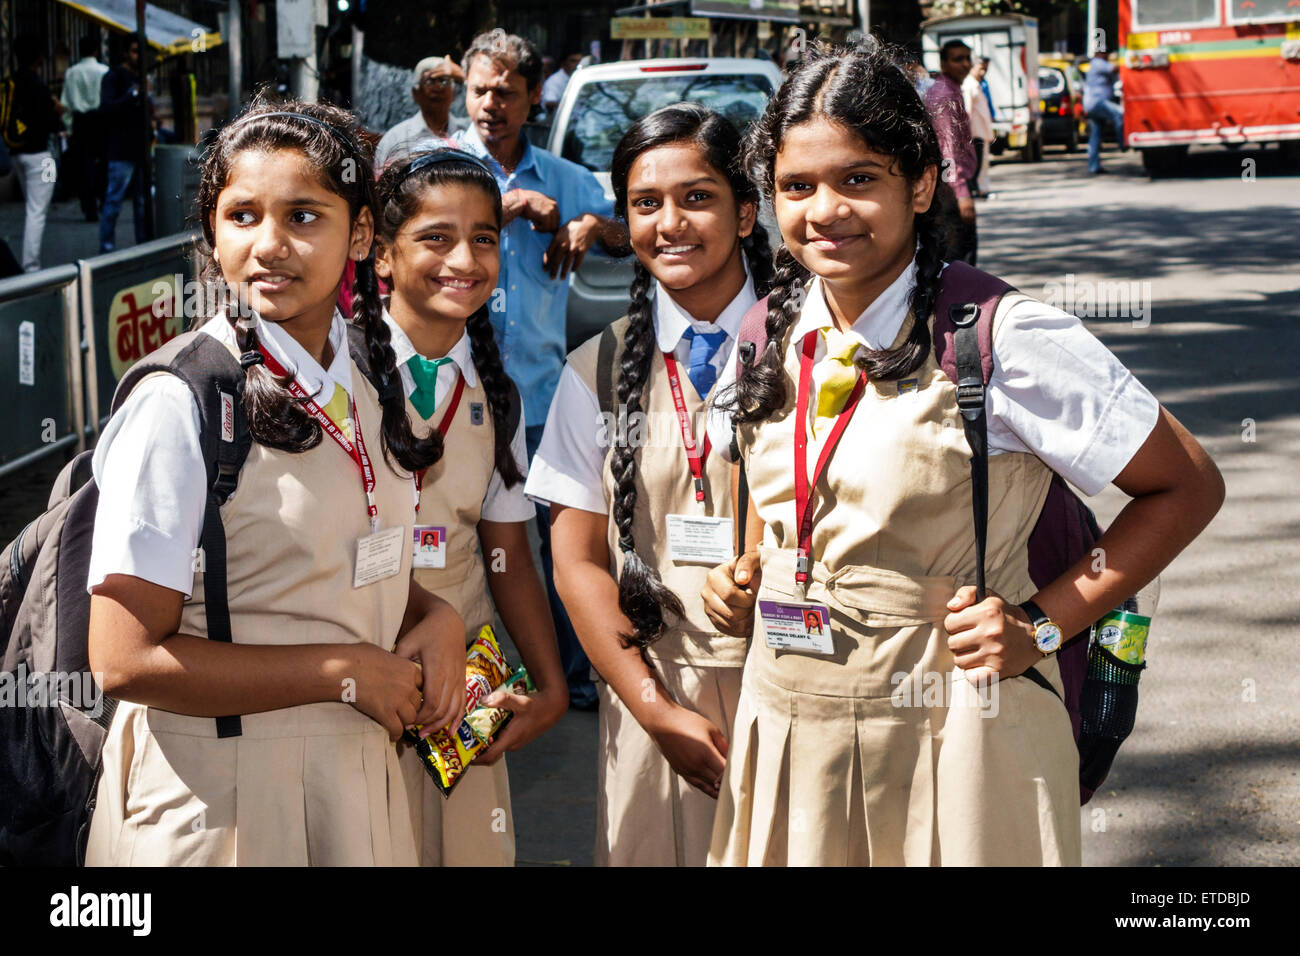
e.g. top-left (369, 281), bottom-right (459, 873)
top-left (560, 73), bottom-right (774, 172)
top-left (1038, 69), bottom-right (1065, 94)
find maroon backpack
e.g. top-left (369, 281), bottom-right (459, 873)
top-left (731, 261), bottom-right (1135, 804)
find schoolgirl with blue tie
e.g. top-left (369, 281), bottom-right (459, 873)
top-left (524, 104), bottom-right (773, 865)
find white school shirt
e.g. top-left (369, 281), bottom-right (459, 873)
top-left (382, 310), bottom-right (533, 522)
top-left (525, 273), bottom-right (758, 514)
top-left (87, 310), bottom-right (366, 598)
top-left (705, 258), bottom-right (1159, 498)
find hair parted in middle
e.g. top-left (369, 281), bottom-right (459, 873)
top-left (606, 101), bottom-right (775, 650)
top-left (196, 91), bottom-right (441, 475)
top-left (728, 36), bottom-right (954, 427)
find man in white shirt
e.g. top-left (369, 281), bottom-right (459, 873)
top-left (541, 52), bottom-right (582, 113)
top-left (374, 56), bottom-right (468, 171)
top-left (61, 38), bottom-right (109, 222)
top-left (963, 57), bottom-right (995, 198)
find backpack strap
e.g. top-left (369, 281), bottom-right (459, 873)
top-left (345, 321), bottom-right (402, 404)
top-left (595, 324), bottom-right (620, 419)
top-left (731, 296), bottom-right (770, 553)
top-left (931, 264), bottom-right (1063, 701)
top-left (112, 332), bottom-right (252, 738)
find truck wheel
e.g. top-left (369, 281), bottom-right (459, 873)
top-left (1030, 129), bottom-right (1044, 162)
top-left (1066, 123), bottom-right (1079, 152)
top-left (1141, 145), bottom-right (1188, 177)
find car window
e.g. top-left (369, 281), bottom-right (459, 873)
top-left (560, 73), bottom-right (774, 172)
top-left (1038, 68), bottom-right (1065, 95)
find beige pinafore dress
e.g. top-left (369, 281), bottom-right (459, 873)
top-left (396, 370), bottom-right (516, 867)
top-left (709, 304), bottom-right (1082, 867)
top-left (86, 358), bottom-right (419, 866)
top-left (569, 316), bottom-right (747, 867)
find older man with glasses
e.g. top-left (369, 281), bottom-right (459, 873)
top-left (375, 55), bottom-right (468, 171)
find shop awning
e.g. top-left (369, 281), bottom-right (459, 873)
top-left (54, 0), bottom-right (223, 57)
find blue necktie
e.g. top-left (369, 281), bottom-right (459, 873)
top-left (682, 327), bottom-right (728, 399)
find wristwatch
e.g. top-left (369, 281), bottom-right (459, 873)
top-left (1019, 599), bottom-right (1063, 655)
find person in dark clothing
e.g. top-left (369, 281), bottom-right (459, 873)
top-left (98, 37), bottom-right (152, 253)
top-left (61, 37), bottom-right (109, 222)
top-left (9, 45), bottom-right (64, 271)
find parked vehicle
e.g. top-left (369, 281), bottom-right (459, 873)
top-left (1038, 57), bottom-right (1087, 151)
top-left (1119, 0), bottom-right (1300, 175)
top-left (546, 57), bottom-right (783, 348)
top-left (922, 14), bottom-right (1043, 162)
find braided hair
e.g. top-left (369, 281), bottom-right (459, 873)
top-left (730, 37), bottom-right (951, 425)
top-left (607, 102), bottom-right (774, 649)
top-left (362, 151), bottom-right (524, 487)
top-left (196, 95), bottom-right (439, 473)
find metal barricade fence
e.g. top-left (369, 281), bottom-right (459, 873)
top-left (79, 232), bottom-right (200, 434)
top-left (0, 265), bottom-right (83, 479)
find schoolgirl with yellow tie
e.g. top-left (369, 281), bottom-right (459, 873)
top-left (360, 149), bottom-right (568, 866)
top-left (525, 104), bottom-right (774, 865)
top-left (84, 101), bottom-right (468, 866)
top-left (703, 40), bottom-right (1223, 866)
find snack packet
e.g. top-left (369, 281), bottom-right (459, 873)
top-left (403, 626), bottom-right (525, 796)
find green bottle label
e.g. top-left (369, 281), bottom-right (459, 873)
top-left (1094, 609), bottom-right (1150, 665)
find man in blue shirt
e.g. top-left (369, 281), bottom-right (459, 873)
top-left (456, 28), bottom-right (621, 710)
top-left (1083, 52), bottom-right (1124, 175)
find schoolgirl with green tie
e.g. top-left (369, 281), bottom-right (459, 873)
top-left (359, 149), bottom-right (568, 866)
top-left (524, 104), bottom-right (774, 865)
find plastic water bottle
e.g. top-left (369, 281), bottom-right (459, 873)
top-left (1091, 578), bottom-right (1161, 664)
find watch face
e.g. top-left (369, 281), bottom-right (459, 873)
top-left (1036, 623), bottom-right (1063, 654)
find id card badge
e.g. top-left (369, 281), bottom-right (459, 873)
top-left (354, 526), bottom-right (405, 588)
top-left (412, 525), bottom-right (448, 569)
top-left (758, 599), bottom-right (835, 655)
top-left (665, 514), bottom-right (734, 565)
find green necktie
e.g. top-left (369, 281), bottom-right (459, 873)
top-left (406, 354), bottom-right (454, 420)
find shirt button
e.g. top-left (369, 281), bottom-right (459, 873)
top-left (511, 285), bottom-right (516, 291)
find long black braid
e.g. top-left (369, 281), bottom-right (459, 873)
top-left (465, 304), bottom-right (525, 487)
top-left (609, 261), bottom-right (685, 648)
top-left (729, 36), bottom-right (952, 424)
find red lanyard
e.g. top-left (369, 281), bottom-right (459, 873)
top-left (663, 353), bottom-right (713, 510)
top-left (257, 344), bottom-right (380, 532)
top-left (414, 372), bottom-right (466, 501)
top-left (792, 329), bottom-right (867, 600)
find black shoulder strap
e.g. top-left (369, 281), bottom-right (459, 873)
top-left (595, 324), bottom-right (618, 419)
top-left (114, 333), bottom-right (252, 738)
top-left (951, 303), bottom-right (988, 602)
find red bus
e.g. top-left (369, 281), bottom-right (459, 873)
top-left (1119, 0), bottom-right (1300, 172)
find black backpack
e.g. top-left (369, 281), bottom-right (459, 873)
top-left (0, 332), bottom-right (252, 865)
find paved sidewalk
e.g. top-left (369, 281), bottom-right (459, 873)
top-left (0, 182), bottom-right (144, 274)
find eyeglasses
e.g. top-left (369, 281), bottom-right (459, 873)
top-left (420, 76), bottom-right (455, 91)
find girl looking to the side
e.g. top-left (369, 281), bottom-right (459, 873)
top-left (363, 149), bottom-right (567, 866)
top-left (703, 40), bottom-right (1223, 866)
top-left (85, 100), bottom-right (466, 866)
top-left (525, 103), bottom-right (774, 866)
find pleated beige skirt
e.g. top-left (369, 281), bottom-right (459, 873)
top-left (595, 658), bottom-right (744, 867)
top-left (708, 550), bottom-right (1081, 867)
top-left (86, 700), bottom-right (419, 867)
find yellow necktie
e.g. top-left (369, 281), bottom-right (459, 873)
top-left (319, 382), bottom-right (355, 444)
top-left (812, 327), bottom-right (863, 435)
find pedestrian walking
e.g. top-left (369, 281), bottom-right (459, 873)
top-left (373, 55), bottom-right (466, 171)
top-left (6, 45), bottom-right (63, 272)
top-left (84, 100), bottom-right (466, 866)
top-left (363, 148), bottom-right (568, 866)
top-left (527, 104), bottom-right (773, 865)
top-left (60, 37), bottom-right (108, 222)
top-left (1084, 52), bottom-right (1124, 174)
top-left (963, 56), bottom-right (994, 197)
top-left (454, 28), bottom-right (622, 712)
top-left (924, 39), bottom-right (977, 264)
top-left (98, 37), bottom-right (151, 253)
top-left (703, 39), bottom-right (1223, 867)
